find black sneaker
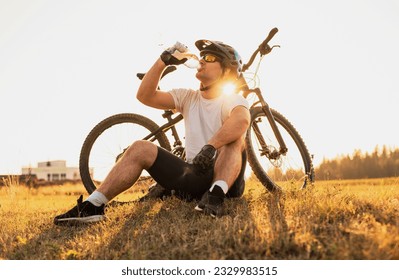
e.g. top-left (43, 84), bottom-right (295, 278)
top-left (194, 185), bottom-right (225, 217)
top-left (54, 195), bottom-right (105, 226)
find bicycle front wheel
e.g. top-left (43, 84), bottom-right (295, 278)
top-left (79, 113), bottom-right (171, 196)
top-left (246, 107), bottom-right (314, 192)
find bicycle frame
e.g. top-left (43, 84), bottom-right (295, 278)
top-left (143, 110), bottom-right (184, 150)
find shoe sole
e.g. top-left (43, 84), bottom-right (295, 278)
top-left (54, 215), bottom-right (105, 226)
top-left (194, 205), bottom-right (218, 218)
top-left (194, 205), bottom-right (203, 212)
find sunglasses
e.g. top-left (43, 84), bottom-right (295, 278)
top-left (202, 54), bottom-right (222, 63)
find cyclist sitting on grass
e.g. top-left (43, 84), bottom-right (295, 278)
top-left (54, 39), bottom-right (250, 225)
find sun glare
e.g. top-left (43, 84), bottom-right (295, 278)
top-left (222, 82), bottom-right (237, 96)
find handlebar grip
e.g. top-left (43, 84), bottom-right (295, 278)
top-left (262, 27), bottom-right (279, 46)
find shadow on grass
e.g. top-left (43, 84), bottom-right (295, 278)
top-left (101, 188), bottom-right (293, 259)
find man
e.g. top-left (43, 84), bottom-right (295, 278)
top-left (54, 39), bottom-right (250, 225)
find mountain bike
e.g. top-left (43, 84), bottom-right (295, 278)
top-left (79, 28), bottom-right (315, 198)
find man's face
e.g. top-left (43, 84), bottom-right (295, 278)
top-left (195, 53), bottom-right (224, 86)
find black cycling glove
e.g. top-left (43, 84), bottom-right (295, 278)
top-left (160, 42), bottom-right (188, 66)
top-left (192, 144), bottom-right (217, 174)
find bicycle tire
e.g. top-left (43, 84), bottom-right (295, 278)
top-left (246, 107), bottom-right (314, 192)
top-left (79, 113), bottom-right (171, 195)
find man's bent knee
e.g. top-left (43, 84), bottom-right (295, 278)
top-left (218, 137), bottom-right (245, 154)
top-left (124, 140), bottom-right (158, 169)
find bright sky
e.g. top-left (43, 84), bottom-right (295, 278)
top-left (1, 0), bottom-right (398, 175)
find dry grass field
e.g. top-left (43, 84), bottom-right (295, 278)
top-left (0, 176), bottom-right (398, 260)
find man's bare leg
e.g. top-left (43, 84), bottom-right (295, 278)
top-left (53, 140), bottom-right (158, 225)
top-left (213, 137), bottom-right (245, 189)
top-left (95, 140), bottom-right (158, 201)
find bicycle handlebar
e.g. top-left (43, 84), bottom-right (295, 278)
top-left (260, 27), bottom-right (279, 49)
top-left (242, 27), bottom-right (279, 72)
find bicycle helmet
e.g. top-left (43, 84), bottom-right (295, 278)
top-left (195, 39), bottom-right (242, 77)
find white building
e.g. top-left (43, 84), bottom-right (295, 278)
top-left (21, 160), bottom-right (82, 181)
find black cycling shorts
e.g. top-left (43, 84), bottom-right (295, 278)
top-left (147, 146), bottom-right (247, 200)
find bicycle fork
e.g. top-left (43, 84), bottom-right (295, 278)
top-left (251, 88), bottom-right (288, 159)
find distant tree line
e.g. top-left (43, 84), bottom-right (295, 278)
top-left (315, 145), bottom-right (399, 180)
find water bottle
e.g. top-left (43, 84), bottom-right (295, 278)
top-left (168, 42), bottom-right (200, 69)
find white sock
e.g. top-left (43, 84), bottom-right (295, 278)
top-left (85, 190), bottom-right (109, 206)
top-left (209, 180), bottom-right (229, 194)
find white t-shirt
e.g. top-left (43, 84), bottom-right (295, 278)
top-left (169, 88), bottom-right (249, 163)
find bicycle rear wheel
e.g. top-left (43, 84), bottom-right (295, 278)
top-left (79, 113), bottom-right (171, 197)
top-left (246, 107), bottom-right (314, 192)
